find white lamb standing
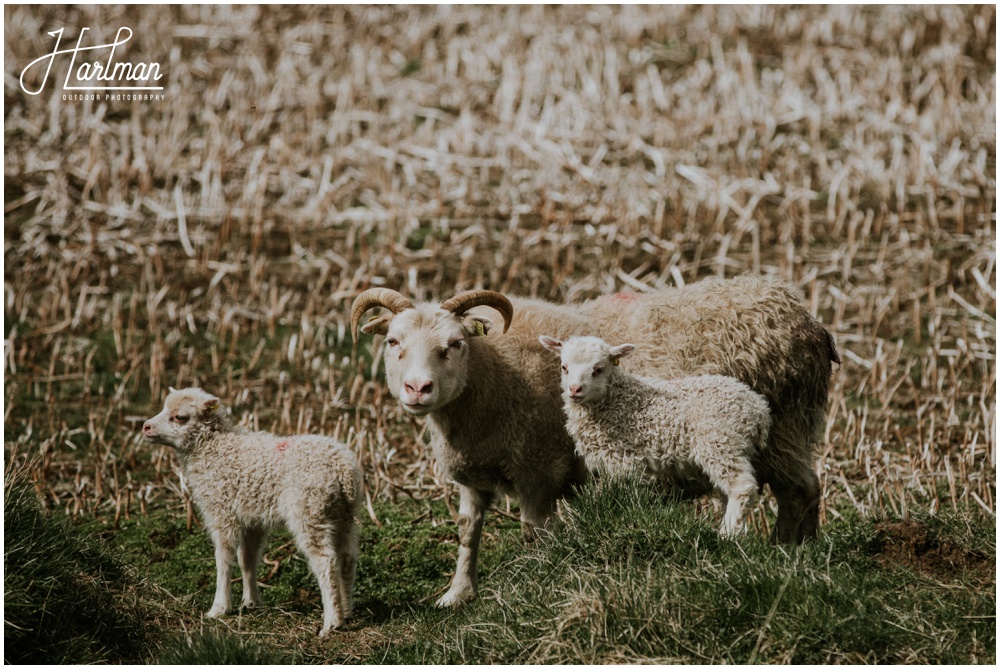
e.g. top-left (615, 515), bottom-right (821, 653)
top-left (142, 387), bottom-right (362, 635)
top-left (540, 335), bottom-right (773, 536)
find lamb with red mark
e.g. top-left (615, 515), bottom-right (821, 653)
top-left (142, 387), bottom-right (362, 636)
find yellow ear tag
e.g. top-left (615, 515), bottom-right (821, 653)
top-left (208, 403), bottom-right (220, 412)
top-left (368, 316), bottom-right (380, 323)
top-left (612, 358), bottom-right (620, 366)
top-left (474, 321), bottom-right (485, 337)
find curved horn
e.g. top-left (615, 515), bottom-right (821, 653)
top-left (440, 290), bottom-right (514, 333)
top-left (350, 288), bottom-right (415, 341)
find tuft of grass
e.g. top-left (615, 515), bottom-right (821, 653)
top-left (157, 629), bottom-right (291, 664)
top-left (3, 467), bottom-right (154, 664)
top-left (385, 477), bottom-right (996, 664)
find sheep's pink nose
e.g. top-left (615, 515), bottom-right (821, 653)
top-left (142, 422), bottom-right (153, 434)
top-left (568, 385), bottom-right (583, 397)
top-left (404, 380), bottom-right (434, 396)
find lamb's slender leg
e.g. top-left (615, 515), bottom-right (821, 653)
top-left (310, 548), bottom-right (340, 636)
top-left (293, 520), bottom-right (342, 636)
top-left (206, 524), bottom-right (237, 618)
top-left (720, 471), bottom-right (758, 537)
top-left (238, 526), bottom-right (267, 608)
top-left (436, 485), bottom-right (491, 608)
top-left (333, 506), bottom-right (359, 621)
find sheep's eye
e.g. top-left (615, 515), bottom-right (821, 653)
top-left (438, 339), bottom-right (463, 359)
top-left (386, 337), bottom-right (400, 347)
top-left (561, 364), bottom-right (568, 374)
top-left (592, 366), bottom-right (604, 377)
top-left (171, 414), bottom-right (190, 424)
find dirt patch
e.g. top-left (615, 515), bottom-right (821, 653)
top-left (872, 520), bottom-right (993, 583)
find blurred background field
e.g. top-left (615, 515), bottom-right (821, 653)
top-left (3, 4), bottom-right (996, 663)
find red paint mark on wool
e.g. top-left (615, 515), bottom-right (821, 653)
top-left (276, 440), bottom-right (290, 452)
top-left (612, 292), bottom-right (639, 302)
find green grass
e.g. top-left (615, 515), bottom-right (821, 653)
top-left (5, 473), bottom-right (994, 663)
top-left (106, 493), bottom-right (524, 663)
top-left (156, 629), bottom-right (292, 664)
top-left (384, 478), bottom-right (996, 664)
top-left (3, 470), bottom-right (154, 664)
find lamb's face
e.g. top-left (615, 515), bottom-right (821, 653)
top-left (539, 335), bottom-right (635, 407)
top-left (371, 306), bottom-right (492, 416)
top-left (142, 387), bottom-right (220, 448)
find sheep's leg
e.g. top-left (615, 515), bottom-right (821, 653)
top-left (238, 526), bottom-right (267, 608)
top-left (517, 486), bottom-right (556, 543)
top-left (796, 469), bottom-right (822, 542)
top-left (770, 467), bottom-right (820, 545)
top-left (695, 449), bottom-right (757, 537)
top-left (436, 485), bottom-right (491, 608)
top-left (333, 508), bottom-right (359, 621)
top-left (719, 471), bottom-right (758, 537)
top-left (568, 454), bottom-right (590, 490)
top-left (309, 548), bottom-right (341, 636)
top-left (206, 525), bottom-right (237, 618)
top-left (293, 520), bottom-right (342, 636)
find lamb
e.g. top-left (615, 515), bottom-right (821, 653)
top-left (350, 276), bottom-right (837, 605)
top-left (141, 387), bottom-right (362, 636)
top-left (539, 335), bottom-right (773, 536)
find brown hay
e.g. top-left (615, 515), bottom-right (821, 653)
top-left (3, 5), bottom-right (995, 523)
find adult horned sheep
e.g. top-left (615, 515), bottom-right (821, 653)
top-left (352, 288), bottom-right (587, 607)
top-left (351, 275), bottom-right (838, 605)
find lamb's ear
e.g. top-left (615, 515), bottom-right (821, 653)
top-left (609, 344), bottom-right (636, 364)
top-left (360, 316), bottom-right (391, 336)
top-left (463, 314), bottom-right (492, 337)
top-left (538, 336), bottom-right (563, 353)
top-left (200, 397), bottom-right (221, 416)
top-left (168, 387), bottom-right (178, 393)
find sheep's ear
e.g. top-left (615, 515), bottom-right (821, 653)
top-left (168, 387), bottom-right (178, 393)
top-left (201, 397), bottom-right (221, 415)
top-left (538, 336), bottom-right (562, 353)
top-left (610, 344), bottom-right (636, 363)
top-left (360, 316), bottom-right (391, 336)
top-left (463, 314), bottom-right (492, 337)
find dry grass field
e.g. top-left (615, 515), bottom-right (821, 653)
top-left (3, 4), bottom-right (996, 662)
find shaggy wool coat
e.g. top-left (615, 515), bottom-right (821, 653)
top-left (564, 372), bottom-right (771, 498)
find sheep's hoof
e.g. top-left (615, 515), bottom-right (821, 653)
top-left (205, 606), bottom-right (227, 619)
top-left (435, 586), bottom-right (476, 608)
top-left (318, 622), bottom-right (341, 638)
